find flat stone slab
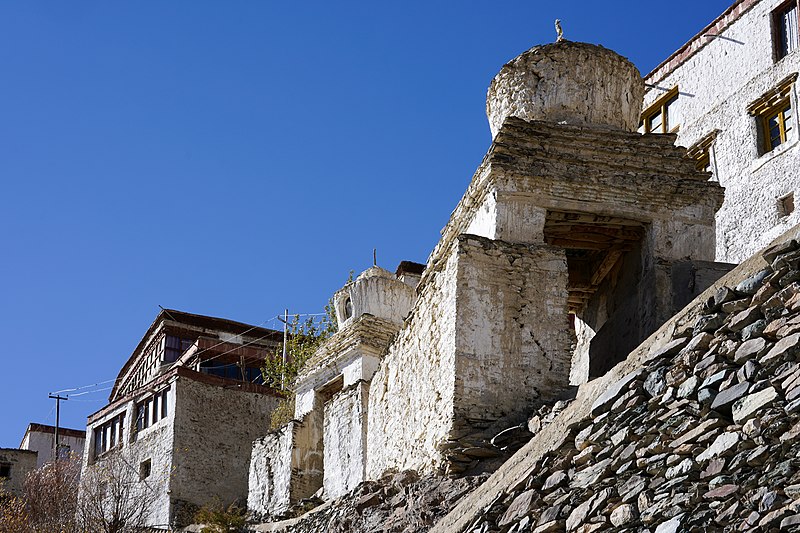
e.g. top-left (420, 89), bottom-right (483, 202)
top-left (733, 387), bottom-right (779, 424)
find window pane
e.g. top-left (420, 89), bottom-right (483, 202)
top-left (648, 110), bottom-right (662, 133)
top-left (665, 94), bottom-right (680, 131)
top-left (161, 390), bottom-right (168, 418)
top-left (786, 5), bottom-right (799, 55)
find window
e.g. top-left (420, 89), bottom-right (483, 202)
top-left (642, 87), bottom-right (680, 133)
top-left (774, 1), bottom-right (799, 61)
top-left (0, 463), bottom-right (10, 478)
top-left (764, 101), bottom-right (793, 151)
top-left (779, 193), bottom-right (795, 218)
top-left (94, 414), bottom-right (124, 457)
top-left (164, 336), bottom-right (194, 363)
top-left (748, 74), bottom-right (797, 154)
top-left (139, 459), bottom-right (152, 480)
top-left (135, 386), bottom-right (170, 434)
top-left (686, 130), bottom-right (719, 178)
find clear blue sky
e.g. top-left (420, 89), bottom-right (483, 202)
top-left (0, 1), bottom-right (733, 448)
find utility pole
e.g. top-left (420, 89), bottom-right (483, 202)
top-left (48, 393), bottom-right (68, 461)
top-left (277, 309), bottom-right (289, 390)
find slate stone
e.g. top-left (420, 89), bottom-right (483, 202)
top-left (762, 239), bottom-right (798, 264)
top-left (761, 333), bottom-right (800, 366)
top-left (648, 337), bottom-right (690, 362)
top-left (729, 306), bottom-right (763, 332)
top-left (704, 484), bottom-right (739, 499)
top-left (695, 313), bottom-right (726, 333)
top-left (610, 504), bottom-right (637, 527)
top-left (655, 513), bottom-right (684, 533)
top-left (721, 298), bottom-right (751, 314)
top-left (736, 269), bottom-right (772, 295)
top-left (498, 490), bottom-right (536, 526)
top-left (741, 319), bottom-right (768, 340)
top-left (590, 369), bottom-right (643, 416)
top-left (697, 432), bottom-right (740, 462)
top-left (733, 337), bottom-right (767, 364)
top-left (710, 381), bottom-right (750, 411)
top-left (733, 387), bottom-right (779, 424)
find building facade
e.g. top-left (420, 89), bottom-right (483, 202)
top-left (0, 448), bottom-right (37, 498)
top-left (643, 0), bottom-right (800, 263)
top-left (80, 309), bottom-right (283, 530)
top-left (20, 423), bottom-right (85, 468)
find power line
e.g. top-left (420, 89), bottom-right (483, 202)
top-left (48, 309), bottom-right (317, 397)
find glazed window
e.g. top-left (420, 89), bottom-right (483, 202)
top-left (748, 74), bottom-right (797, 154)
top-left (135, 386), bottom-right (170, 434)
top-left (774, 0), bottom-right (799, 61)
top-left (642, 87), bottom-right (680, 133)
top-left (686, 130), bottom-right (719, 177)
top-left (93, 414), bottom-right (124, 457)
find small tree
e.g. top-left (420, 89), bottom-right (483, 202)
top-left (23, 458), bottom-right (81, 532)
top-left (0, 487), bottom-right (30, 533)
top-left (76, 454), bottom-right (157, 533)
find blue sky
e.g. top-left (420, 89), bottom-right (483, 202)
top-left (0, 1), bottom-right (733, 448)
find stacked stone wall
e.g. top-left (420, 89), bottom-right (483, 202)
top-left (323, 381), bottom-right (369, 499)
top-left (171, 378), bottom-right (280, 515)
top-left (367, 249), bottom-right (459, 478)
top-left (452, 235), bottom-right (571, 433)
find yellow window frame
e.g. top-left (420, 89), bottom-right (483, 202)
top-left (761, 99), bottom-right (792, 153)
top-left (642, 87), bottom-right (679, 134)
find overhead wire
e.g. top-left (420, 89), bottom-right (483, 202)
top-left (49, 308), bottom-right (322, 398)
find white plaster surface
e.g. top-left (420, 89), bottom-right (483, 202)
top-left (487, 41), bottom-right (644, 137)
top-left (0, 449), bottom-right (38, 497)
top-left (323, 382), bottom-right (369, 499)
top-left (644, 0), bottom-right (800, 263)
top-left (367, 249), bottom-right (460, 478)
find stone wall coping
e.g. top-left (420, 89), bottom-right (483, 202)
top-left (296, 314), bottom-right (400, 384)
top-left (646, 0), bottom-right (759, 85)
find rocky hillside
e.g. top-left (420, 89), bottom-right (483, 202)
top-left (457, 237), bottom-right (800, 532)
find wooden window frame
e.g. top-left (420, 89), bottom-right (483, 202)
top-left (761, 99), bottom-right (793, 152)
top-left (642, 87), bottom-right (679, 134)
top-left (773, 0), bottom-right (800, 62)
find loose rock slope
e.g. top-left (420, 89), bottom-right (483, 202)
top-left (462, 238), bottom-right (800, 532)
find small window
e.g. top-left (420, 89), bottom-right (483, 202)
top-left (748, 74), bottom-right (797, 155)
top-left (344, 297), bottom-right (353, 319)
top-left (774, 1), bottom-right (799, 61)
top-left (779, 193), bottom-right (795, 218)
top-left (139, 459), bottom-right (151, 480)
top-left (0, 463), bottom-right (10, 478)
top-left (642, 87), bottom-right (680, 134)
top-left (763, 101), bottom-right (794, 152)
top-left (686, 130), bottom-right (719, 178)
top-left (160, 389), bottom-right (168, 419)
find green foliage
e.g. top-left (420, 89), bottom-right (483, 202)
top-left (269, 396), bottom-right (296, 431)
top-left (262, 273), bottom-right (351, 429)
top-left (195, 499), bottom-right (246, 533)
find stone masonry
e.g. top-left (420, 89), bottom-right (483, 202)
top-left (446, 232), bottom-right (800, 533)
